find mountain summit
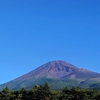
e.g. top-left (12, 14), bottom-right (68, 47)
top-left (15, 60), bottom-right (80, 80)
top-left (0, 60), bottom-right (100, 90)
top-left (15, 60), bottom-right (100, 80)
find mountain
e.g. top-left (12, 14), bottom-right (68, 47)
top-left (0, 60), bottom-right (100, 90)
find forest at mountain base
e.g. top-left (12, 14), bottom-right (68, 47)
top-left (0, 82), bottom-right (100, 100)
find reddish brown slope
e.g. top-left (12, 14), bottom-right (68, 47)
top-left (14, 60), bottom-right (100, 81)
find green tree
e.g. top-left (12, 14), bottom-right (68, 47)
top-left (20, 87), bottom-right (29, 100)
top-left (1, 86), bottom-right (11, 100)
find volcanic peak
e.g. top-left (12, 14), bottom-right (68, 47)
top-left (15, 60), bottom-right (80, 80)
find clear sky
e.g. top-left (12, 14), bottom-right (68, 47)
top-left (0, 0), bottom-right (100, 84)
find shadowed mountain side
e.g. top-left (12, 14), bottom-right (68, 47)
top-left (61, 69), bottom-right (100, 80)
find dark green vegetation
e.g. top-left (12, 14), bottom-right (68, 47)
top-left (1, 82), bottom-right (100, 100)
top-left (0, 77), bottom-right (100, 91)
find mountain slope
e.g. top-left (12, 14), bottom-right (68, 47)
top-left (14, 60), bottom-right (80, 81)
top-left (0, 60), bottom-right (100, 90)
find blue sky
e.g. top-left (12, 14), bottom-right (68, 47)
top-left (0, 0), bottom-right (100, 84)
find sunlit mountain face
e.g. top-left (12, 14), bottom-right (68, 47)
top-left (0, 60), bottom-right (100, 90)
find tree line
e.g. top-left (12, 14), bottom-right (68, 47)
top-left (0, 82), bottom-right (100, 100)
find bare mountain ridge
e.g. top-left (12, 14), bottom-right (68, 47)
top-left (14, 60), bottom-right (100, 81)
top-left (14, 60), bottom-right (80, 81)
